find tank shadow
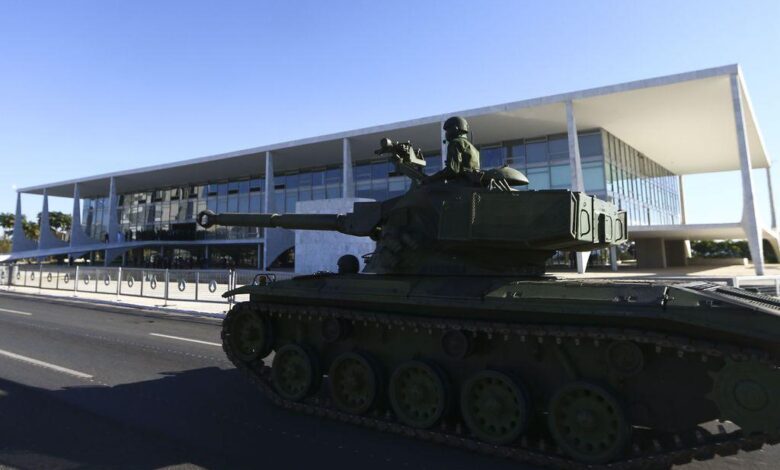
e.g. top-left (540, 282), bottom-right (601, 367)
top-left (0, 366), bottom-right (530, 470)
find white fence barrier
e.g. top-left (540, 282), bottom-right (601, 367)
top-left (4, 264), bottom-right (294, 305)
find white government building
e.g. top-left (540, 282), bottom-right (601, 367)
top-left (5, 64), bottom-right (777, 275)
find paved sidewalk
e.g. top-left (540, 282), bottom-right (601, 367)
top-left (0, 285), bottom-right (230, 316)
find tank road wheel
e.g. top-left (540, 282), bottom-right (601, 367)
top-left (224, 305), bottom-right (273, 362)
top-left (389, 360), bottom-right (448, 429)
top-left (548, 381), bottom-right (630, 464)
top-left (272, 344), bottom-right (320, 402)
top-left (460, 370), bottom-right (529, 444)
top-left (329, 352), bottom-right (381, 415)
top-left (708, 359), bottom-right (780, 436)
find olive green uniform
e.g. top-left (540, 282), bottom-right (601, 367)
top-left (444, 136), bottom-right (480, 176)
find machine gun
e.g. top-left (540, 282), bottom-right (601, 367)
top-left (375, 138), bottom-right (427, 184)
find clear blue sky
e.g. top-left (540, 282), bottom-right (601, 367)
top-left (1, 0), bottom-right (779, 226)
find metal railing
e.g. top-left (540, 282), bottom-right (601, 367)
top-left (4, 264), bottom-right (295, 306)
top-left (732, 276), bottom-right (780, 297)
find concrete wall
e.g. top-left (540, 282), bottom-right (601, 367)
top-left (635, 238), bottom-right (666, 269)
top-left (664, 239), bottom-right (688, 267)
top-left (636, 238), bottom-right (689, 269)
top-left (294, 198), bottom-right (376, 274)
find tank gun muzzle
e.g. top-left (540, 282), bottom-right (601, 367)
top-left (197, 210), bottom-right (216, 229)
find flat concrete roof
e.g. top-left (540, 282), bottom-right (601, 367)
top-left (19, 64), bottom-right (770, 199)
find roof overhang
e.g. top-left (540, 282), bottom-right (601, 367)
top-left (20, 64), bottom-right (769, 198)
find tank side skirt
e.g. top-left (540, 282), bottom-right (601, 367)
top-left (250, 291), bottom-right (780, 356)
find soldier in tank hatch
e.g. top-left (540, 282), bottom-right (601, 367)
top-left (425, 116), bottom-right (481, 183)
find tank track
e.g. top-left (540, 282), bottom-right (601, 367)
top-left (224, 301), bottom-right (779, 470)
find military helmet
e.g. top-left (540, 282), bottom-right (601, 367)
top-left (443, 116), bottom-right (469, 136)
top-left (337, 254), bottom-right (360, 274)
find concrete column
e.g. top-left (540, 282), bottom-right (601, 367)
top-left (39, 188), bottom-right (50, 246)
top-left (565, 101), bottom-right (585, 192)
top-left (107, 176), bottom-right (119, 244)
top-left (766, 167), bottom-right (777, 229)
top-left (264, 151), bottom-right (275, 212)
top-left (730, 73), bottom-right (765, 275)
top-left (565, 100), bottom-right (590, 273)
top-left (11, 192), bottom-right (37, 253)
top-left (678, 175), bottom-right (687, 225)
top-left (609, 246), bottom-right (618, 272)
top-left (664, 240), bottom-right (688, 267)
top-left (440, 119), bottom-right (447, 168)
top-left (263, 151), bottom-right (275, 270)
top-left (39, 188), bottom-right (67, 250)
top-left (71, 184), bottom-right (82, 242)
top-left (70, 183), bottom-right (95, 247)
top-left (636, 238), bottom-right (667, 269)
top-left (342, 138), bottom-right (355, 198)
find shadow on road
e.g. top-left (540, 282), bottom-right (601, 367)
top-left (0, 367), bottom-right (522, 470)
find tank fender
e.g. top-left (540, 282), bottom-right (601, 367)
top-left (222, 284), bottom-right (257, 298)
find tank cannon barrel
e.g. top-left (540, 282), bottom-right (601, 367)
top-left (197, 207), bottom-right (381, 237)
top-left (198, 210), bottom-right (345, 231)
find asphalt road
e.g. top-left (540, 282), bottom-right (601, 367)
top-left (0, 292), bottom-right (776, 470)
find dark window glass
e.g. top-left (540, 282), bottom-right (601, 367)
top-left (526, 141), bottom-right (547, 165)
top-left (311, 170), bottom-right (325, 186)
top-left (354, 163), bottom-right (371, 180)
top-left (527, 167), bottom-right (550, 190)
top-left (285, 192), bottom-right (298, 213)
top-left (250, 178), bottom-right (263, 191)
top-left (249, 194), bottom-right (262, 212)
top-left (549, 164), bottom-right (571, 189)
top-left (372, 161), bottom-right (390, 179)
top-left (312, 169), bottom-right (326, 200)
top-left (325, 168), bottom-right (342, 184)
top-left (510, 144), bottom-right (526, 169)
top-left (548, 137), bottom-right (568, 155)
top-left (480, 147), bottom-right (505, 169)
top-left (578, 133), bottom-right (602, 158)
top-left (424, 155), bottom-right (442, 175)
top-left (583, 162), bottom-right (606, 191)
top-left (298, 172), bottom-right (312, 188)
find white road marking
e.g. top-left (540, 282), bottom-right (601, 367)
top-left (149, 333), bottom-right (221, 347)
top-left (0, 307), bottom-right (32, 316)
top-left (0, 348), bottom-right (93, 379)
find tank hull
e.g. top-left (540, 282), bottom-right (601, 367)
top-left (223, 274), bottom-right (780, 468)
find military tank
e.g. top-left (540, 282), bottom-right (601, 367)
top-left (198, 137), bottom-right (780, 469)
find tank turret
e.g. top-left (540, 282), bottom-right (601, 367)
top-left (197, 138), bottom-right (627, 276)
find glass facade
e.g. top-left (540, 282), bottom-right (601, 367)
top-left (602, 131), bottom-right (680, 226)
top-left (81, 129), bottom-right (680, 246)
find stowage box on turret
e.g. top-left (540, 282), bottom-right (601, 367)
top-left (199, 127), bottom-right (780, 469)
